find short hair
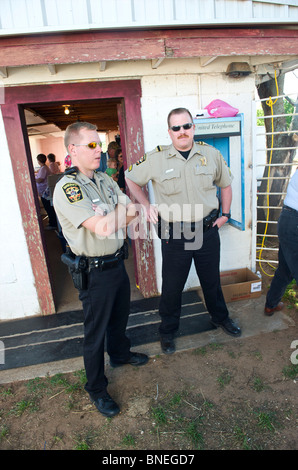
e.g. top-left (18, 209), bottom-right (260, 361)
top-left (64, 121), bottom-right (97, 149)
top-left (167, 108), bottom-right (193, 128)
top-left (107, 157), bottom-right (118, 167)
top-left (47, 153), bottom-right (56, 162)
top-left (108, 141), bottom-right (120, 151)
top-left (37, 153), bottom-right (47, 164)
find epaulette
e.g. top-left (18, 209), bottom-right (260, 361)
top-left (64, 166), bottom-right (78, 179)
top-left (56, 166), bottom-right (78, 183)
top-left (196, 140), bottom-right (208, 146)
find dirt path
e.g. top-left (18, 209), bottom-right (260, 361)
top-left (0, 306), bottom-right (297, 450)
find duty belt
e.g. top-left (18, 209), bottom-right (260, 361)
top-left (87, 243), bottom-right (128, 271)
top-left (158, 209), bottom-right (219, 239)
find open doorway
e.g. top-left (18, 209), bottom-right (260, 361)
top-left (25, 97), bottom-right (144, 312)
top-left (2, 80), bottom-right (157, 315)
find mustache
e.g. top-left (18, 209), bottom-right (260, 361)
top-left (178, 134), bottom-right (189, 139)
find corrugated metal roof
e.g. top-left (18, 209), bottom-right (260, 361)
top-left (0, 0), bottom-right (297, 36)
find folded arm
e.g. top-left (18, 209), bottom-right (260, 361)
top-left (82, 202), bottom-right (137, 237)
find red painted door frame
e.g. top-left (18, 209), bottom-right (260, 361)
top-left (2, 80), bottom-right (157, 315)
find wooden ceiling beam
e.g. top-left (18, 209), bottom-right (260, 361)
top-left (0, 28), bottom-right (297, 68)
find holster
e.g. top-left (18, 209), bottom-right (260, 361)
top-left (61, 249), bottom-right (88, 290)
top-left (202, 209), bottom-right (219, 232)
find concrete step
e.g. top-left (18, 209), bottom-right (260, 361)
top-left (0, 290), bottom-right (213, 372)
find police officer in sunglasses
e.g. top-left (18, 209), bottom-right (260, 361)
top-left (53, 121), bottom-right (148, 418)
top-left (125, 107), bottom-right (241, 355)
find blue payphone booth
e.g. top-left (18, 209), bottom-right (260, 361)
top-left (193, 114), bottom-right (245, 231)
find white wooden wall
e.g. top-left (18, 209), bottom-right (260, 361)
top-left (0, 0), bottom-right (297, 36)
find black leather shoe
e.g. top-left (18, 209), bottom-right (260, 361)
top-left (91, 393), bottom-right (120, 418)
top-left (211, 318), bottom-right (241, 337)
top-left (110, 352), bottom-right (149, 368)
top-left (160, 336), bottom-right (176, 354)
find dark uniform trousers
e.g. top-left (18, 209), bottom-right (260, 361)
top-left (265, 205), bottom-right (298, 309)
top-left (159, 225), bottom-right (229, 337)
top-left (79, 260), bottom-right (131, 399)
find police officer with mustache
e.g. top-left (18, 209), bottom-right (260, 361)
top-left (125, 108), bottom-right (241, 355)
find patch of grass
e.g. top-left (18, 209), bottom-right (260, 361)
top-left (256, 411), bottom-right (278, 432)
top-left (47, 373), bottom-right (70, 388)
top-left (186, 421), bottom-right (204, 449)
top-left (73, 428), bottom-right (97, 450)
top-left (151, 405), bottom-right (167, 425)
top-left (193, 343), bottom-right (223, 356)
top-left (217, 369), bottom-right (232, 389)
top-left (0, 424), bottom-right (9, 441)
top-left (122, 433), bottom-right (136, 447)
top-left (251, 376), bottom-right (267, 392)
top-left (282, 363), bottom-right (298, 379)
top-left (192, 346), bottom-right (207, 356)
top-left (12, 398), bottom-right (38, 416)
top-left (202, 400), bottom-right (214, 410)
top-left (74, 438), bottom-right (90, 450)
top-left (73, 369), bottom-right (87, 385)
top-left (0, 387), bottom-right (13, 397)
top-left (209, 342), bottom-right (224, 351)
top-left (233, 426), bottom-right (252, 450)
top-left (282, 280), bottom-right (298, 309)
top-left (26, 377), bottom-right (48, 395)
top-left (168, 392), bottom-right (182, 407)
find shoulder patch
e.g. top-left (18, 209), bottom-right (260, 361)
top-left (62, 182), bottom-right (83, 204)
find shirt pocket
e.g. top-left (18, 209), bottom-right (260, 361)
top-left (159, 168), bottom-right (181, 195)
top-left (194, 165), bottom-right (215, 190)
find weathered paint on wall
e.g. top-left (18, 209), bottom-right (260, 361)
top-left (1, 103), bottom-right (56, 316)
top-left (0, 109), bottom-right (41, 320)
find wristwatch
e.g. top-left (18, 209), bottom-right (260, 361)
top-left (222, 212), bottom-right (231, 219)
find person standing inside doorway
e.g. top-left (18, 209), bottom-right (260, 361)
top-left (35, 153), bottom-right (58, 230)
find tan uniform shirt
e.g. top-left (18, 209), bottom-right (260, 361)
top-left (53, 169), bottom-right (131, 257)
top-left (125, 142), bottom-right (232, 221)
